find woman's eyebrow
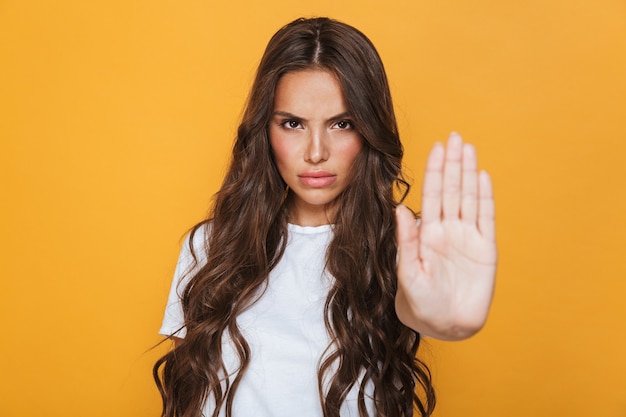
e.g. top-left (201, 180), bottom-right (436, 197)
top-left (273, 111), bottom-right (302, 120)
top-left (326, 112), bottom-right (351, 122)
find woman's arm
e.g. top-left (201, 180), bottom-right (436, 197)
top-left (395, 132), bottom-right (497, 341)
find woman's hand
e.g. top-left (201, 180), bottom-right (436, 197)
top-left (395, 132), bottom-right (497, 340)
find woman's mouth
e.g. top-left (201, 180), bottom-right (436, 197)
top-left (298, 171), bottom-right (337, 187)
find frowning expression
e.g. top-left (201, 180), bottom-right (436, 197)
top-left (269, 69), bottom-right (363, 226)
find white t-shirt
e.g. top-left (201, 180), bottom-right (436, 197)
top-left (159, 223), bottom-right (374, 417)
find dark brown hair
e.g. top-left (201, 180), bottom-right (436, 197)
top-left (154, 17), bottom-right (435, 417)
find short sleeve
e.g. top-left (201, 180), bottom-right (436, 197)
top-left (158, 224), bottom-right (209, 338)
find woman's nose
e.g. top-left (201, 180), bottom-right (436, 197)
top-left (304, 128), bottom-right (329, 163)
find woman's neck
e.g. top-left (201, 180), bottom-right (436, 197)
top-left (286, 199), bottom-right (336, 226)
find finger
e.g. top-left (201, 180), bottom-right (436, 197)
top-left (461, 143), bottom-right (478, 224)
top-left (421, 142), bottom-right (444, 224)
top-left (395, 204), bottom-right (420, 268)
top-left (478, 170), bottom-right (496, 241)
top-left (442, 132), bottom-right (463, 220)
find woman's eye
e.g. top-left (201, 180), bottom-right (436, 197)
top-left (334, 120), bottom-right (353, 130)
top-left (282, 120), bottom-right (302, 129)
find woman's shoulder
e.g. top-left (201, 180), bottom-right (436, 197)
top-left (176, 221), bottom-right (212, 270)
top-left (187, 221), bottom-right (212, 250)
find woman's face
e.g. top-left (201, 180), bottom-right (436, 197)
top-left (269, 69), bottom-right (363, 226)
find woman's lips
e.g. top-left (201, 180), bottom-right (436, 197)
top-left (298, 171), bottom-right (337, 187)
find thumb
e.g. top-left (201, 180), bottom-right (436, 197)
top-left (395, 204), bottom-right (420, 271)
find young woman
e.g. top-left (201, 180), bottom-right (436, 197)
top-left (154, 17), bottom-right (497, 417)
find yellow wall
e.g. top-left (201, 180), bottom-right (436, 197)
top-left (1, 1), bottom-right (625, 416)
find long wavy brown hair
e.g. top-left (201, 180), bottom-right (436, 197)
top-left (153, 17), bottom-right (435, 417)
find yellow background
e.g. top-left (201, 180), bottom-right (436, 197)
top-left (1, 1), bottom-right (625, 416)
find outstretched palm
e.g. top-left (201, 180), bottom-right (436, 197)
top-left (395, 133), bottom-right (497, 340)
